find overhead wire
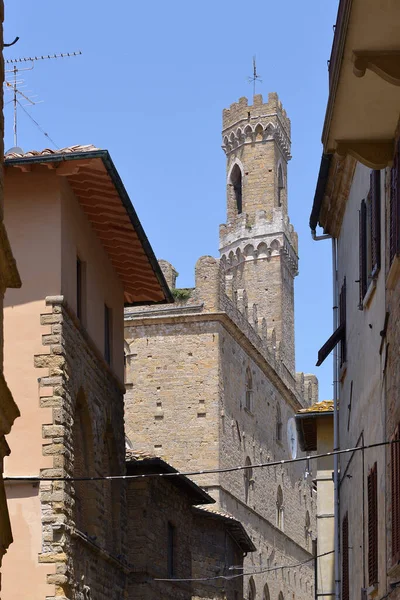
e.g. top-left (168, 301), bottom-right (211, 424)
top-left (154, 549), bottom-right (335, 582)
top-left (16, 99), bottom-right (60, 149)
top-left (4, 438), bottom-right (399, 483)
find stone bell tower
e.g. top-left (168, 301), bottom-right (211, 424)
top-left (219, 93), bottom-right (298, 375)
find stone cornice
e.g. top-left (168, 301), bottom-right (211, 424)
top-left (124, 310), bottom-right (302, 412)
top-left (318, 153), bottom-right (356, 237)
top-left (222, 120), bottom-right (291, 162)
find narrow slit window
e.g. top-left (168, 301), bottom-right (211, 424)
top-left (76, 257), bottom-right (86, 322)
top-left (277, 164), bottom-right (284, 207)
top-left (167, 522), bottom-right (176, 578)
top-left (104, 304), bottom-right (112, 365)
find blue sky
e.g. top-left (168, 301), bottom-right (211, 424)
top-left (4, 0), bottom-right (339, 401)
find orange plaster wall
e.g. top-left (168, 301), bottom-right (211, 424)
top-left (60, 177), bottom-right (125, 384)
top-left (2, 168), bottom-right (60, 599)
top-left (2, 484), bottom-right (55, 600)
top-left (3, 169), bottom-right (61, 475)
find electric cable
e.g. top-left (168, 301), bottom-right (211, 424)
top-left (153, 549), bottom-right (335, 582)
top-left (17, 99), bottom-right (60, 149)
top-left (4, 438), bottom-right (399, 483)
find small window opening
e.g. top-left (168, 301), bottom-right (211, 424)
top-left (245, 367), bottom-right (253, 411)
top-left (231, 164), bottom-right (243, 214)
top-left (305, 510), bottom-right (311, 549)
top-left (277, 485), bottom-right (284, 530)
top-left (276, 403), bottom-right (282, 442)
top-left (277, 164), bottom-right (284, 207)
top-left (248, 577), bottom-right (256, 600)
top-left (244, 456), bottom-right (253, 504)
top-left (76, 257), bottom-right (86, 322)
top-left (167, 522), bottom-right (176, 578)
top-left (104, 304), bottom-right (112, 365)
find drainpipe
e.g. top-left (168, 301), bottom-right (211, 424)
top-left (331, 237), bottom-right (340, 600)
top-left (311, 230), bottom-right (340, 600)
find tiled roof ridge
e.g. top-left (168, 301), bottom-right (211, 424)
top-left (298, 399), bottom-right (334, 414)
top-left (5, 144), bottom-right (99, 159)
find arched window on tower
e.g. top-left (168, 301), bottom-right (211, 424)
top-left (248, 577), bottom-right (256, 600)
top-left (245, 367), bottom-right (253, 412)
top-left (276, 485), bottom-right (284, 530)
top-left (263, 583), bottom-right (271, 600)
top-left (244, 456), bottom-right (253, 504)
top-left (230, 164), bottom-right (243, 214)
top-left (277, 164), bottom-right (284, 207)
top-left (278, 592), bottom-right (284, 600)
top-left (276, 403), bottom-right (283, 442)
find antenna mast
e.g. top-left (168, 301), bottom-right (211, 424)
top-left (247, 56), bottom-right (262, 96)
top-left (5, 51), bottom-right (82, 147)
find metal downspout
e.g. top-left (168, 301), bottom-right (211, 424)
top-left (332, 237), bottom-right (340, 600)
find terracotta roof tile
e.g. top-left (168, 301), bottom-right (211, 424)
top-left (298, 400), bottom-right (334, 414)
top-left (5, 144), bottom-right (99, 159)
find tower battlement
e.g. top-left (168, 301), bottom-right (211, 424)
top-left (222, 93), bottom-right (290, 138)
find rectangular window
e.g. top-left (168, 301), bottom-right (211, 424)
top-left (76, 257), bottom-right (86, 322)
top-left (359, 171), bottom-right (381, 306)
top-left (104, 304), bottom-right (112, 365)
top-left (342, 512), bottom-right (349, 600)
top-left (167, 522), bottom-right (176, 578)
top-left (391, 425), bottom-right (400, 563)
top-left (390, 140), bottom-right (400, 265)
top-left (368, 462), bottom-right (378, 585)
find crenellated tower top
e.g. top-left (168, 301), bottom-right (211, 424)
top-left (219, 92), bottom-right (297, 375)
top-left (222, 93), bottom-right (291, 161)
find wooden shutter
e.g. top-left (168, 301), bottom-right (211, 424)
top-left (342, 513), bottom-right (349, 600)
top-left (392, 426), bottom-right (400, 562)
top-left (390, 141), bottom-right (400, 264)
top-left (370, 171), bottom-right (381, 273)
top-left (339, 279), bottom-right (347, 366)
top-left (359, 200), bottom-right (367, 306)
top-left (368, 463), bottom-right (378, 585)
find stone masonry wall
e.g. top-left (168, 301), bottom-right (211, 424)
top-left (35, 296), bottom-right (127, 600)
top-left (191, 512), bottom-right (243, 600)
top-left (127, 474), bottom-right (193, 600)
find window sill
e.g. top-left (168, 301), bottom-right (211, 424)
top-left (362, 278), bottom-right (377, 310)
top-left (367, 583), bottom-right (379, 598)
top-left (387, 255), bottom-right (400, 291)
top-left (387, 560), bottom-right (400, 579)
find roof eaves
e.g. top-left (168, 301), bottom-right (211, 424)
top-left (5, 149), bottom-right (174, 305)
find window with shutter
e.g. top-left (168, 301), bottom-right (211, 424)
top-left (359, 199), bottom-right (367, 306)
top-left (359, 171), bottom-right (381, 307)
top-left (368, 462), bottom-right (378, 585)
top-left (391, 425), bottom-right (400, 563)
top-left (339, 278), bottom-right (346, 366)
top-left (370, 171), bottom-right (381, 274)
top-left (390, 141), bottom-right (400, 265)
top-left (342, 513), bottom-right (349, 600)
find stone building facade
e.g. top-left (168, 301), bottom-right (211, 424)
top-left (124, 93), bottom-right (318, 600)
top-left (0, 2), bottom-right (22, 594)
top-left (309, 2), bottom-right (400, 599)
top-left (126, 452), bottom-right (254, 600)
top-left (1, 147), bottom-right (171, 599)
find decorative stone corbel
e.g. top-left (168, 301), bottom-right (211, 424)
top-left (353, 51), bottom-right (400, 87)
top-left (335, 139), bottom-right (394, 169)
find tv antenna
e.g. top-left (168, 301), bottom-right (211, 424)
top-left (247, 56), bottom-right (262, 96)
top-left (4, 51), bottom-right (82, 147)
